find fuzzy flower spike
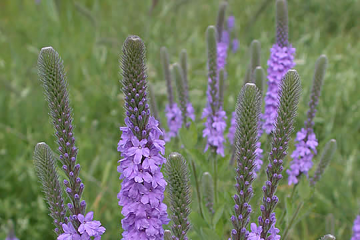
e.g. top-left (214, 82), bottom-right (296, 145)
top-left (263, 0), bottom-right (296, 134)
top-left (33, 143), bottom-right (67, 235)
top-left (38, 47), bottom-right (105, 239)
top-left (230, 83), bottom-right (261, 240)
top-left (287, 55), bottom-right (328, 185)
top-left (180, 49), bottom-right (195, 123)
top-left (162, 46), bottom-right (182, 141)
top-left (202, 26), bottom-right (227, 157)
top-left (255, 70), bottom-right (301, 239)
top-left (165, 152), bottom-right (192, 240)
top-left (117, 35), bottom-right (169, 239)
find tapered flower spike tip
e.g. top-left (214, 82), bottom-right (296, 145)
top-left (305, 54), bottom-right (328, 128)
top-left (216, 1), bottom-right (228, 42)
top-left (206, 25), bottom-right (218, 112)
top-left (310, 139), bottom-right (337, 186)
top-left (165, 152), bottom-right (192, 239)
top-left (253, 66), bottom-right (266, 97)
top-left (172, 63), bottom-right (187, 127)
top-left (121, 35), bottom-right (151, 139)
top-left (231, 83), bottom-right (261, 240)
top-left (244, 40), bottom-right (261, 84)
top-left (33, 142), bottom-right (67, 235)
top-left (180, 49), bottom-right (189, 97)
top-left (161, 46), bottom-right (174, 105)
top-left (250, 40), bottom-right (261, 79)
top-left (201, 172), bottom-right (214, 214)
top-left (164, 230), bottom-right (172, 240)
top-left (276, 0), bottom-right (289, 47)
top-left (320, 234), bottom-right (336, 240)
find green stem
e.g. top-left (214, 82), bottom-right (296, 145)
top-left (191, 160), bottom-right (204, 219)
top-left (282, 201), bottom-right (304, 239)
top-left (211, 150), bottom-right (218, 204)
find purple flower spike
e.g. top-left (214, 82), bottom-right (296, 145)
top-left (164, 103), bottom-right (182, 141)
top-left (263, 0), bottom-right (296, 134)
top-left (118, 35), bottom-right (169, 239)
top-left (203, 26), bottom-right (228, 156)
top-left (287, 55), bottom-right (328, 185)
top-left (263, 44), bottom-right (296, 134)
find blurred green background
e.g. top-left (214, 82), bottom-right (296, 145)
top-left (0, 0), bottom-right (359, 239)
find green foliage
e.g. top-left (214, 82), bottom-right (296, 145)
top-left (0, 0), bottom-right (359, 239)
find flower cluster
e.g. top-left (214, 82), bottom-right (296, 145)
top-left (202, 26), bottom-right (227, 156)
top-left (257, 70), bottom-right (301, 238)
top-left (263, 44), bottom-right (296, 134)
top-left (352, 215), bottom-right (360, 240)
top-left (38, 47), bottom-right (104, 238)
top-left (117, 117), bottom-right (169, 239)
top-left (287, 128), bottom-right (318, 185)
top-left (202, 108), bottom-right (227, 156)
top-left (58, 212), bottom-right (105, 240)
top-left (164, 103), bottom-right (183, 141)
top-left (117, 35), bottom-right (169, 239)
top-left (186, 103), bottom-right (195, 121)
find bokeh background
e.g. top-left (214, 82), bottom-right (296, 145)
top-left (0, 0), bottom-right (359, 239)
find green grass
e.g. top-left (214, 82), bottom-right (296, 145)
top-left (0, 0), bottom-right (359, 239)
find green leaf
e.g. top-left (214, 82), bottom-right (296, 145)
top-left (298, 176), bottom-right (314, 200)
top-left (200, 227), bottom-right (220, 240)
top-left (179, 122), bottom-right (198, 149)
top-left (212, 204), bottom-right (225, 227)
top-left (285, 195), bottom-right (293, 225)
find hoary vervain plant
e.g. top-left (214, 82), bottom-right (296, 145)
top-left (180, 49), bottom-right (195, 122)
top-left (162, 46), bottom-right (182, 141)
top-left (263, 0), bottom-right (296, 134)
top-left (173, 63), bottom-right (189, 128)
top-left (255, 70), bottom-right (301, 239)
top-left (165, 152), bottom-right (192, 240)
top-left (37, 47), bottom-right (105, 239)
top-left (117, 35), bottom-right (169, 239)
top-left (230, 83), bottom-right (261, 240)
top-left (287, 55), bottom-right (328, 185)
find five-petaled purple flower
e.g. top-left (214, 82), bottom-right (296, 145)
top-left (248, 223), bottom-right (264, 240)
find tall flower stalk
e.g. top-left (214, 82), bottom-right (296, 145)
top-left (162, 46), bottom-right (182, 141)
top-left (180, 49), bottom-right (196, 122)
top-left (202, 26), bottom-right (227, 157)
top-left (263, 0), bottom-right (296, 134)
top-left (256, 70), bottom-right (301, 239)
top-left (117, 36), bottom-right (169, 239)
top-left (38, 47), bottom-right (105, 239)
top-left (231, 83), bottom-right (261, 240)
top-left (287, 55), bottom-right (328, 185)
top-left (34, 142), bottom-right (67, 235)
top-left (165, 152), bottom-right (191, 240)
